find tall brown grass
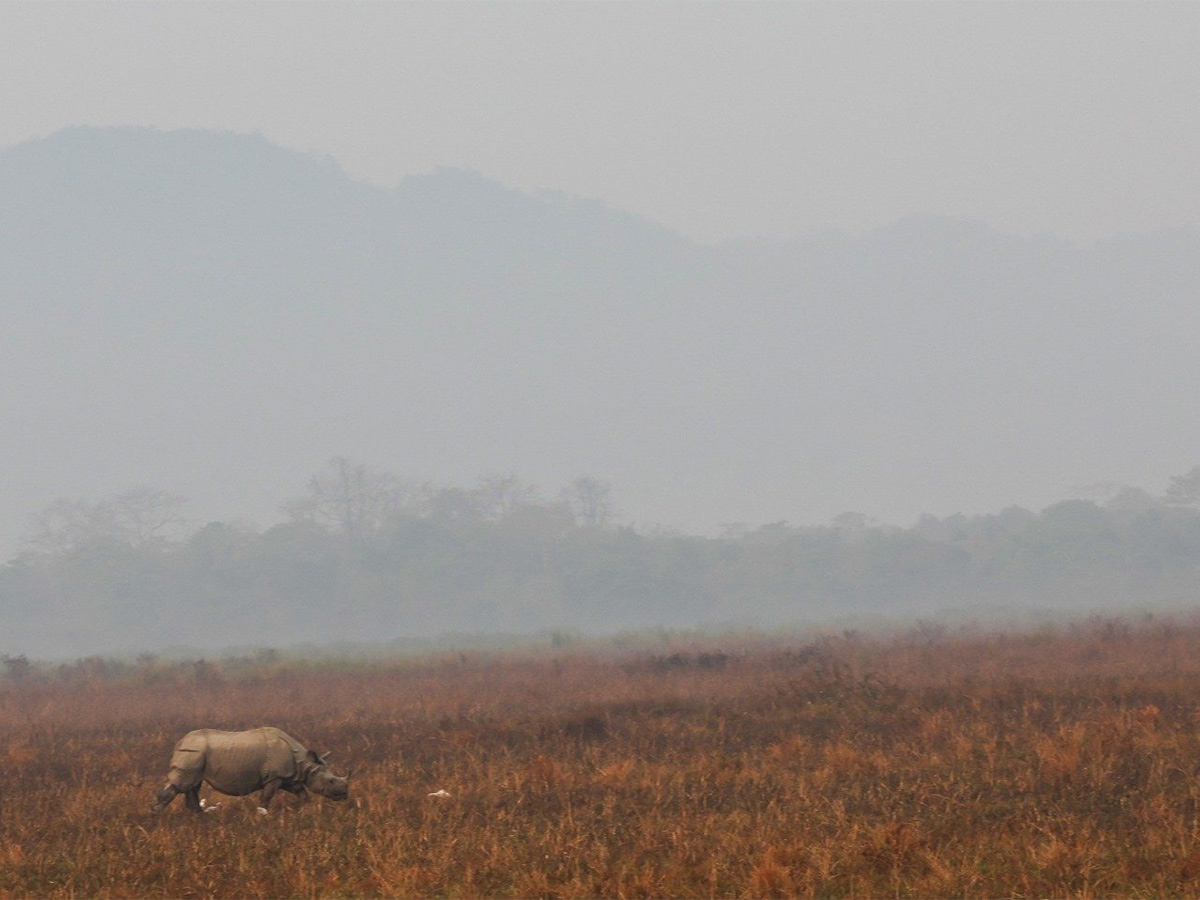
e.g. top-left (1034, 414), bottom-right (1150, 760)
top-left (4, 618), bottom-right (1200, 897)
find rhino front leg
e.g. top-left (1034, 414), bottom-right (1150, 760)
top-left (257, 778), bottom-right (282, 814)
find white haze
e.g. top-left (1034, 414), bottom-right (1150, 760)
top-left (0, 4), bottom-right (1199, 558)
top-left (1, 3), bottom-right (1198, 244)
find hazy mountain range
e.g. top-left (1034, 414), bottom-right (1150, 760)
top-left (3, 125), bottom-right (1199, 558)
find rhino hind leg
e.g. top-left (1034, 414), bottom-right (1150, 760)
top-left (184, 786), bottom-right (201, 811)
top-left (152, 783), bottom-right (180, 814)
top-left (152, 764), bottom-right (206, 814)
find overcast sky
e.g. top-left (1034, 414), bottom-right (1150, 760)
top-left (2, 2), bottom-right (1197, 245)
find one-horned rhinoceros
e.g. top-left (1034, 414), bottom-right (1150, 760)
top-left (152, 726), bottom-right (349, 814)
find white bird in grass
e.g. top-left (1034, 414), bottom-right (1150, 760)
top-left (199, 798), bottom-right (221, 813)
top-left (427, 789), bottom-right (451, 798)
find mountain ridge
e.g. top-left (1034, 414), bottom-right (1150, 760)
top-left (1, 125), bottom-right (1198, 557)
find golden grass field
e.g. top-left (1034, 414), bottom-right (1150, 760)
top-left (5, 617), bottom-right (1200, 898)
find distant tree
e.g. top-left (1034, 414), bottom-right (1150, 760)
top-left (1105, 486), bottom-right (1161, 513)
top-left (1164, 466), bottom-right (1200, 507)
top-left (24, 487), bottom-right (187, 554)
top-left (23, 498), bottom-right (107, 554)
top-left (474, 473), bottom-right (540, 522)
top-left (285, 457), bottom-right (409, 541)
top-left (1, 653), bottom-right (32, 682)
top-left (505, 499), bottom-right (575, 538)
top-left (995, 506), bottom-right (1037, 533)
top-left (185, 520), bottom-right (258, 572)
top-left (562, 476), bottom-right (612, 528)
top-left (425, 486), bottom-right (484, 524)
top-left (832, 511), bottom-right (871, 532)
top-left (107, 487), bottom-right (189, 546)
top-left (1069, 482), bottom-right (1122, 504)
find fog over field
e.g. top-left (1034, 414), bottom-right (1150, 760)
top-left (1, 4), bottom-right (1199, 656)
top-left (3, 125), bottom-right (1199, 551)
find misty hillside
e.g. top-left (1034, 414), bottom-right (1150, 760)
top-left (2, 125), bottom-right (1200, 559)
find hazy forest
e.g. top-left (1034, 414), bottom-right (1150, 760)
top-left (5, 126), bottom-right (1200, 582)
top-left (4, 128), bottom-right (1200, 661)
top-left (4, 457), bottom-right (1200, 660)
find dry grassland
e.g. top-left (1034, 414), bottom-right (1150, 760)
top-left (5, 619), bottom-right (1200, 897)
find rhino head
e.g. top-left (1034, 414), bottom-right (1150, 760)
top-left (302, 750), bottom-right (350, 801)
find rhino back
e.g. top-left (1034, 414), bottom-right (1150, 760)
top-left (263, 727), bottom-right (310, 761)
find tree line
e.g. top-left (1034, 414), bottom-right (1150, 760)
top-left (4, 459), bottom-right (1200, 658)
